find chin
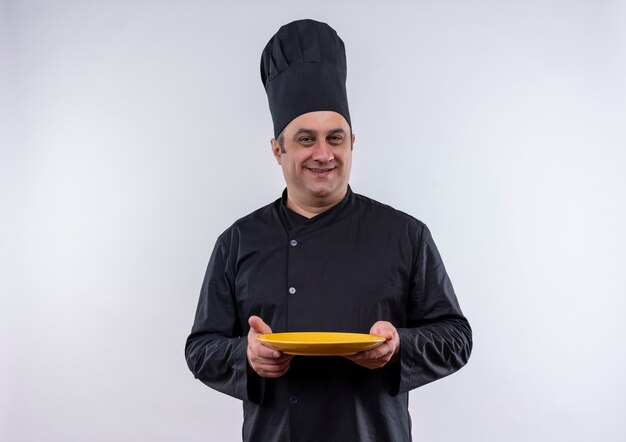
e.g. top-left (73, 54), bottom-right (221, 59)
top-left (309, 185), bottom-right (342, 199)
top-left (311, 190), bottom-right (332, 198)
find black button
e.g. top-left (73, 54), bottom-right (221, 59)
top-left (289, 395), bottom-right (298, 405)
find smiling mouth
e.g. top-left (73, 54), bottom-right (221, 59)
top-left (307, 167), bottom-right (335, 174)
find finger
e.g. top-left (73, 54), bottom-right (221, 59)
top-left (356, 342), bottom-right (391, 360)
top-left (258, 365), bottom-right (290, 378)
top-left (249, 315), bottom-right (273, 334)
top-left (248, 355), bottom-right (282, 374)
top-left (352, 346), bottom-right (394, 367)
top-left (370, 325), bottom-right (395, 341)
top-left (254, 359), bottom-right (289, 373)
top-left (254, 358), bottom-right (293, 377)
top-left (252, 342), bottom-right (282, 359)
top-left (346, 357), bottom-right (385, 370)
top-left (251, 338), bottom-right (295, 361)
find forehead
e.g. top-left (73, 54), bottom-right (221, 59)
top-left (282, 111), bottom-right (350, 135)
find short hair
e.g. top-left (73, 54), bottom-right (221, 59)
top-left (277, 131), bottom-right (286, 153)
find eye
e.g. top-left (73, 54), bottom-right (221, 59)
top-left (327, 134), bottom-right (344, 145)
top-left (298, 136), bottom-right (315, 146)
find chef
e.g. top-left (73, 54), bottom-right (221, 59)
top-left (185, 19), bottom-right (472, 442)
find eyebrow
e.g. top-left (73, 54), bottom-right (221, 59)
top-left (292, 128), bottom-right (346, 138)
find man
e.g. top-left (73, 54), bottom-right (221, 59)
top-left (185, 19), bottom-right (472, 442)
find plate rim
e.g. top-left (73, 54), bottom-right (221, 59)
top-left (257, 331), bottom-right (386, 346)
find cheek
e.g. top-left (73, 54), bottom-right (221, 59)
top-left (339, 152), bottom-right (352, 169)
top-left (283, 161), bottom-right (300, 179)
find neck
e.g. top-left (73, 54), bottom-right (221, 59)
top-left (286, 189), bottom-right (348, 219)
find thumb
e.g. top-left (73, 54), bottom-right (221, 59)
top-left (370, 321), bottom-right (393, 339)
top-left (249, 315), bottom-right (272, 335)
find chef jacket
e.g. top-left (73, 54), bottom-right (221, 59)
top-left (185, 187), bottom-right (472, 442)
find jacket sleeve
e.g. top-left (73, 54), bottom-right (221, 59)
top-left (396, 223), bottom-right (473, 394)
top-left (184, 233), bottom-right (263, 403)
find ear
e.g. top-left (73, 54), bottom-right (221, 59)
top-left (351, 132), bottom-right (356, 151)
top-left (270, 138), bottom-right (282, 165)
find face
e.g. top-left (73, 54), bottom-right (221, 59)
top-left (271, 111), bottom-right (354, 211)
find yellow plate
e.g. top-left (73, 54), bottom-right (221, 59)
top-left (257, 332), bottom-right (386, 356)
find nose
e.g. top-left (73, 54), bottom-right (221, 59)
top-left (311, 140), bottom-right (334, 163)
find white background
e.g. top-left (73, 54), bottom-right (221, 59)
top-left (2, 1), bottom-right (625, 441)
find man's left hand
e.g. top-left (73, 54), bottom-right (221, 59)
top-left (344, 321), bottom-right (400, 369)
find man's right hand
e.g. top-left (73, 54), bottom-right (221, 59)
top-left (247, 315), bottom-right (294, 378)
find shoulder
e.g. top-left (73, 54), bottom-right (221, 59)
top-left (352, 193), bottom-right (442, 259)
top-left (233, 199), bottom-right (280, 226)
top-left (352, 192), bottom-right (427, 231)
top-left (216, 198), bottom-right (282, 244)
